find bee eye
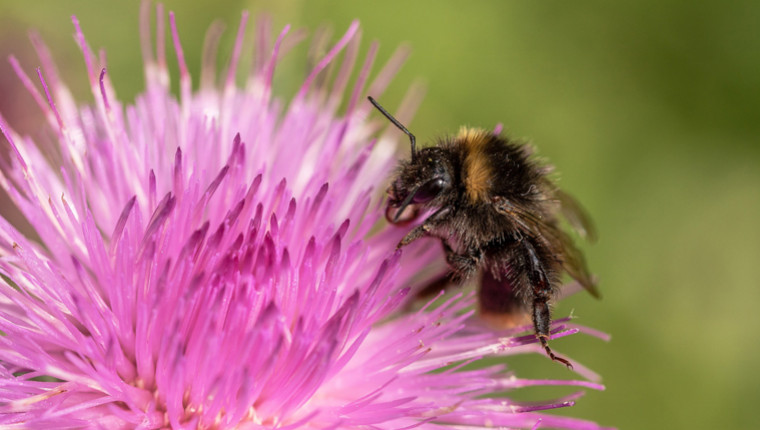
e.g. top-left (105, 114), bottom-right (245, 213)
top-left (412, 178), bottom-right (446, 203)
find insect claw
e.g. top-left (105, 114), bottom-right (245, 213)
top-left (539, 334), bottom-right (573, 369)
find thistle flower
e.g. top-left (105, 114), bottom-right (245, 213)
top-left (0, 4), bottom-right (611, 429)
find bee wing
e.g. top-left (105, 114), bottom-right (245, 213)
top-left (555, 189), bottom-right (597, 242)
top-left (556, 228), bottom-right (601, 298)
top-left (492, 196), bottom-right (601, 299)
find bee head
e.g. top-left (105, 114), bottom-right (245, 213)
top-left (387, 148), bottom-right (453, 222)
top-left (367, 96), bottom-right (455, 223)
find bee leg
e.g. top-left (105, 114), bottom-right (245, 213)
top-left (441, 240), bottom-right (481, 284)
top-left (534, 298), bottom-right (573, 369)
top-left (397, 207), bottom-right (451, 249)
top-left (413, 271), bottom-right (456, 299)
top-left (397, 224), bottom-right (430, 248)
top-left (410, 239), bottom-right (477, 300)
top-left (523, 241), bottom-right (573, 369)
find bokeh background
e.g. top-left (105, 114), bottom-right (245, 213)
top-left (2, 1), bottom-right (758, 429)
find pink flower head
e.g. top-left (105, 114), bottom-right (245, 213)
top-left (0, 4), bottom-right (612, 429)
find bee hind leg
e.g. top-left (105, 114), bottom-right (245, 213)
top-left (533, 298), bottom-right (573, 369)
top-left (523, 241), bottom-right (573, 369)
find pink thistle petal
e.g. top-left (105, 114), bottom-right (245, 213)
top-left (224, 11), bottom-right (249, 92)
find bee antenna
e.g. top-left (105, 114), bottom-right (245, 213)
top-left (368, 96), bottom-right (417, 162)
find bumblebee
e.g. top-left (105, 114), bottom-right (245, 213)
top-left (369, 96), bottom-right (599, 368)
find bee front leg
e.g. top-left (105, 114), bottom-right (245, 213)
top-left (397, 207), bottom-right (450, 249)
top-left (397, 224), bottom-right (431, 248)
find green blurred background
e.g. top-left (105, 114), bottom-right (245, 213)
top-left (2, 1), bottom-right (759, 428)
